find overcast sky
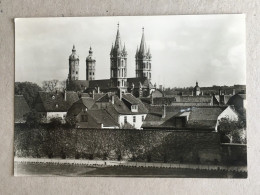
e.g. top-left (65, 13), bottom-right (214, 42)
top-left (15, 15), bottom-right (246, 88)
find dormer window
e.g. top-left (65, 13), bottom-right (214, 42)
top-left (131, 105), bottom-right (138, 112)
top-left (52, 96), bottom-right (55, 99)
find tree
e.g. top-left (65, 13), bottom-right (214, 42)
top-left (15, 82), bottom-right (42, 108)
top-left (24, 110), bottom-right (43, 128)
top-left (42, 80), bottom-right (59, 92)
top-left (218, 117), bottom-right (246, 144)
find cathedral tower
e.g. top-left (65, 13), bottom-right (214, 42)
top-left (110, 23), bottom-right (128, 93)
top-left (135, 28), bottom-right (152, 81)
top-left (68, 45), bottom-right (79, 81)
top-left (86, 47), bottom-right (96, 80)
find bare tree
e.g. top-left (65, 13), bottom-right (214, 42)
top-left (42, 80), bottom-right (59, 92)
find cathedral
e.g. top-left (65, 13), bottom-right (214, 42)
top-left (66, 24), bottom-right (155, 97)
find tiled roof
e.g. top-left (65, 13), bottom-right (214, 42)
top-left (188, 106), bottom-right (227, 121)
top-left (67, 97), bottom-right (96, 117)
top-left (35, 91), bottom-right (79, 112)
top-left (88, 109), bottom-right (119, 127)
top-left (122, 93), bottom-right (140, 104)
top-left (14, 95), bottom-right (31, 123)
top-left (93, 93), bottom-right (107, 101)
top-left (143, 105), bottom-right (229, 130)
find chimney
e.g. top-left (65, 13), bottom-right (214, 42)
top-left (191, 90), bottom-right (194, 96)
top-left (97, 86), bottom-right (100, 93)
top-left (219, 89), bottom-right (221, 96)
top-left (119, 88), bottom-right (122, 100)
top-left (92, 90), bottom-right (95, 99)
top-left (162, 104), bottom-right (166, 119)
top-left (64, 89), bottom-right (67, 101)
top-left (111, 95), bottom-right (114, 104)
top-left (201, 91), bottom-right (203, 96)
top-left (233, 89), bottom-right (236, 95)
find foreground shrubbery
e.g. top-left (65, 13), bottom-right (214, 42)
top-left (14, 124), bottom-right (247, 165)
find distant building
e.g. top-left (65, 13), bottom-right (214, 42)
top-left (67, 45), bottom-right (79, 82)
top-left (86, 47), bottom-right (96, 81)
top-left (14, 95), bottom-right (31, 123)
top-left (152, 95), bottom-right (213, 106)
top-left (193, 81), bottom-right (200, 96)
top-left (34, 91), bottom-right (79, 123)
top-left (135, 27), bottom-right (152, 81)
top-left (66, 24), bottom-right (155, 97)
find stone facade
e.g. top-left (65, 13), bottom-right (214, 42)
top-left (86, 47), bottom-right (96, 81)
top-left (68, 45), bottom-right (79, 81)
top-left (135, 28), bottom-right (152, 81)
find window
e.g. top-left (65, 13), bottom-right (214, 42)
top-left (133, 116), bottom-right (136, 123)
top-left (124, 116), bottom-right (127, 124)
top-left (93, 72), bottom-right (94, 75)
top-left (76, 71), bottom-right (78, 74)
top-left (131, 105), bottom-right (138, 112)
top-left (142, 116), bottom-right (145, 121)
top-left (89, 72), bottom-right (92, 75)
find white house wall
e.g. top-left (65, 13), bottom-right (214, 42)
top-left (118, 114), bottom-right (147, 129)
top-left (46, 112), bottom-right (67, 123)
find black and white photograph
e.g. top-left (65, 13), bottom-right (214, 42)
top-left (14, 15), bottom-right (247, 178)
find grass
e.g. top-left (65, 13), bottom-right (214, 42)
top-left (14, 162), bottom-right (247, 178)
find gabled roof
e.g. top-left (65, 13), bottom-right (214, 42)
top-left (67, 97), bottom-right (96, 117)
top-left (35, 91), bottom-right (79, 112)
top-left (88, 109), bottom-right (119, 127)
top-left (14, 95), bottom-right (31, 123)
top-left (98, 93), bottom-right (149, 118)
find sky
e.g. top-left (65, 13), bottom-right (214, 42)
top-left (15, 15), bottom-right (246, 88)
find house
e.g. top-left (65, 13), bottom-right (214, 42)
top-left (142, 105), bottom-right (239, 131)
top-left (66, 92), bottom-right (148, 129)
top-left (96, 93), bottom-right (148, 129)
top-left (14, 95), bottom-right (31, 123)
top-left (34, 91), bottom-right (79, 123)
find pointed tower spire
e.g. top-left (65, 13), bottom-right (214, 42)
top-left (139, 27), bottom-right (146, 55)
top-left (114, 23), bottom-right (122, 51)
top-left (110, 43), bottom-right (114, 55)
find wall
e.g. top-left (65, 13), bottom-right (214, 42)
top-left (221, 143), bottom-right (247, 165)
top-left (46, 112), bottom-right (67, 123)
top-left (118, 114), bottom-right (146, 129)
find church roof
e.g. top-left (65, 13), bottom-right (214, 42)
top-left (127, 77), bottom-right (154, 88)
